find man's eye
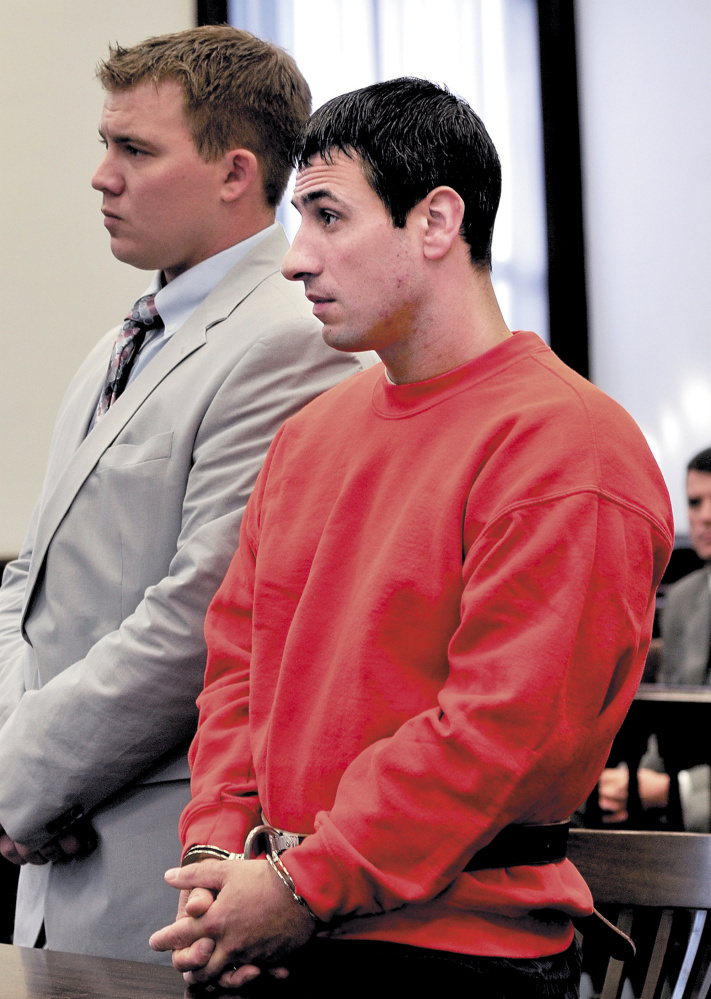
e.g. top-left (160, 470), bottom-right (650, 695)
top-left (689, 498), bottom-right (701, 508)
top-left (125, 145), bottom-right (146, 157)
top-left (320, 210), bottom-right (338, 226)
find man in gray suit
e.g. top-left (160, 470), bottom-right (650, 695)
top-left (660, 448), bottom-right (711, 685)
top-left (598, 447), bottom-right (711, 829)
top-left (0, 26), bottom-right (366, 963)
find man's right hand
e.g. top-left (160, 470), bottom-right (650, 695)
top-left (0, 817), bottom-right (97, 865)
top-left (598, 766), bottom-right (671, 823)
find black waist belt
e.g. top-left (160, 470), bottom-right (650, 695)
top-left (253, 817), bottom-right (633, 961)
top-left (464, 820), bottom-right (570, 871)
top-left (465, 821), bottom-right (635, 962)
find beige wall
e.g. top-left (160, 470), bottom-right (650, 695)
top-left (0, 0), bottom-right (193, 556)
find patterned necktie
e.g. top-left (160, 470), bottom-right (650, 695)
top-left (93, 293), bottom-right (163, 423)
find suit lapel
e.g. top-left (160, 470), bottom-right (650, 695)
top-left (23, 227), bottom-right (288, 615)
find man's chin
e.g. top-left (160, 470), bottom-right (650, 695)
top-left (108, 240), bottom-right (157, 272)
top-left (321, 324), bottom-right (363, 354)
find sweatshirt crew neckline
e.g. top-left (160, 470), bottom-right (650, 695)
top-left (372, 330), bottom-right (544, 418)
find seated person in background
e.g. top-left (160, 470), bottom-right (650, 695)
top-left (149, 78), bottom-right (673, 998)
top-left (598, 447), bottom-right (711, 829)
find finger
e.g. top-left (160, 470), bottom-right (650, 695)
top-left (149, 916), bottom-right (206, 953)
top-left (164, 860), bottom-right (226, 893)
top-left (218, 964), bottom-right (262, 989)
top-left (183, 943), bottom-right (245, 985)
top-left (598, 794), bottom-right (623, 811)
top-left (0, 837), bottom-right (26, 865)
top-left (176, 889), bottom-right (192, 921)
top-left (38, 843), bottom-right (69, 863)
top-left (38, 830), bottom-right (96, 865)
top-left (597, 777), bottom-right (622, 796)
top-left (57, 833), bottom-right (82, 856)
top-left (171, 936), bottom-right (216, 973)
top-left (184, 887), bottom-right (215, 918)
top-left (14, 842), bottom-right (49, 866)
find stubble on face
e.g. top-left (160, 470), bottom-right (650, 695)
top-left (288, 151), bottom-right (423, 365)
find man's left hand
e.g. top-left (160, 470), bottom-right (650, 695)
top-left (149, 858), bottom-right (316, 988)
top-left (0, 819), bottom-right (97, 865)
top-left (0, 828), bottom-right (48, 866)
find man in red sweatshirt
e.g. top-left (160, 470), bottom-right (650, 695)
top-left (150, 78), bottom-right (673, 997)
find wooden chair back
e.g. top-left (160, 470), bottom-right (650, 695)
top-left (569, 828), bottom-right (711, 999)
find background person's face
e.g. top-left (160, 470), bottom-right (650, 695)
top-left (686, 469), bottom-right (711, 560)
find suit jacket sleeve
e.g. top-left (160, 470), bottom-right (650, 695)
top-left (0, 501), bottom-right (39, 729)
top-left (0, 317), bottom-right (364, 850)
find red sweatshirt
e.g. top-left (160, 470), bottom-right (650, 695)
top-left (181, 331), bottom-right (673, 957)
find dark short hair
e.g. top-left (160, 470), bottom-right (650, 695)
top-left (97, 25), bottom-right (311, 208)
top-left (292, 77), bottom-right (501, 267)
top-left (688, 448), bottom-right (711, 475)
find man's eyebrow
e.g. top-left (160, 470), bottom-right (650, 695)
top-left (292, 188), bottom-right (346, 208)
top-left (98, 127), bottom-right (155, 149)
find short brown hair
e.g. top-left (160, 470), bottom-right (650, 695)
top-left (97, 25), bottom-right (311, 207)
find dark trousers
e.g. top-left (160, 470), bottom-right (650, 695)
top-left (191, 937), bottom-right (582, 998)
top-left (0, 855), bottom-right (19, 944)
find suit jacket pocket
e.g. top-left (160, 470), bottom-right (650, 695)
top-left (97, 432), bottom-right (173, 469)
top-left (92, 431), bottom-right (178, 617)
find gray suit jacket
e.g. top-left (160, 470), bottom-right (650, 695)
top-left (0, 226), bottom-right (370, 961)
top-left (652, 565), bottom-right (711, 830)
top-left (660, 565), bottom-right (711, 686)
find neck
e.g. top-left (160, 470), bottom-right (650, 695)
top-left (162, 213), bottom-right (276, 284)
top-left (382, 266), bottom-right (511, 384)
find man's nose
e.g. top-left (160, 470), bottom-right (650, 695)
top-left (91, 151), bottom-right (122, 194)
top-left (281, 229), bottom-right (317, 283)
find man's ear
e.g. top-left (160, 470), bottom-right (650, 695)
top-left (419, 186), bottom-right (466, 260)
top-left (220, 148), bottom-right (260, 203)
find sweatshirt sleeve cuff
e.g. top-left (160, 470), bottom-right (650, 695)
top-left (281, 819), bottom-right (404, 922)
top-left (179, 795), bottom-right (262, 858)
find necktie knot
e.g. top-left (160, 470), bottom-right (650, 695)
top-left (93, 293), bottom-right (163, 424)
top-left (125, 293), bottom-right (160, 334)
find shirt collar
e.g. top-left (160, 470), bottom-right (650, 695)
top-left (140, 222), bottom-right (279, 338)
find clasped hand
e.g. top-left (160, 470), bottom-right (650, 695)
top-left (149, 858), bottom-right (316, 991)
top-left (0, 817), bottom-right (97, 866)
top-left (597, 766), bottom-right (670, 823)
